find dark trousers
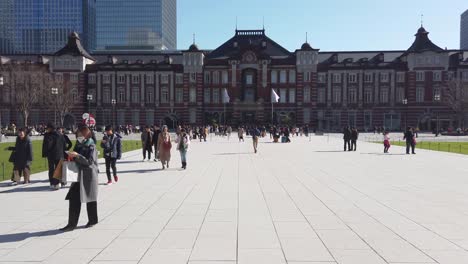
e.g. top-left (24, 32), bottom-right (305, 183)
top-left (351, 140), bottom-right (357, 151)
top-left (67, 183), bottom-right (98, 227)
top-left (406, 143), bottom-right (416, 154)
top-left (47, 158), bottom-right (60, 186)
top-left (105, 157), bottom-right (117, 181)
top-left (344, 140), bottom-right (351, 151)
top-left (143, 147), bottom-right (152, 160)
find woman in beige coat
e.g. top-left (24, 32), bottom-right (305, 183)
top-left (157, 125), bottom-right (172, 169)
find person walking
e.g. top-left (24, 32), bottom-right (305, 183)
top-left (42, 123), bottom-right (66, 190)
top-left (238, 127), bottom-right (245, 142)
top-left (350, 127), bottom-right (359, 151)
top-left (141, 126), bottom-right (153, 162)
top-left (343, 126), bottom-right (351, 151)
top-left (251, 127), bottom-right (261, 153)
top-left (8, 128), bottom-right (33, 185)
top-left (403, 127), bottom-right (416, 154)
top-left (226, 126), bottom-right (232, 141)
top-left (60, 125), bottom-right (99, 232)
top-left (101, 125), bottom-right (122, 185)
top-left (152, 125), bottom-right (161, 161)
top-left (383, 131), bottom-right (391, 153)
top-left (176, 128), bottom-right (190, 169)
top-left (157, 125), bottom-right (172, 169)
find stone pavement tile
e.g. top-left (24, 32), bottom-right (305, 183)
top-left (139, 249), bottom-right (191, 264)
top-left (94, 216), bottom-right (137, 230)
top-left (93, 238), bottom-right (153, 261)
top-left (238, 227), bottom-right (281, 249)
top-left (189, 261), bottom-right (236, 264)
top-left (175, 203), bottom-right (210, 216)
top-left (152, 229), bottom-right (198, 250)
top-left (190, 234), bottom-right (237, 261)
top-left (205, 209), bottom-right (237, 222)
top-left (0, 238), bottom-right (70, 262)
top-left (316, 229), bottom-right (369, 250)
top-left (329, 249), bottom-right (386, 264)
top-left (401, 230), bottom-right (461, 250)
top-left (165, 214), bottom-right (205, 230)
top-left (280, 237), bottom-right (334, 262)
top-left (424, 250), bottom-right (468, 264)
top-left (118, 220), bottom-right (166, 238)
top-left (0, 249), bottom-right (13, 257)
top-left (238, 249), bottom-right (286, 264)
top-left (274, 221), bottom-right (318, 239)
top-left (65, 229), bottom-right (121, 249)
top-left (305, 214), bottom-right (349, 230)
top-left (368, 238), bottom-right (435, 263)
top-left (90, 261), bottom-right (137, 264)
top-left (139, 208), bottom-right (175, 222)
top-left (42, 248), bottom-right (101, 264)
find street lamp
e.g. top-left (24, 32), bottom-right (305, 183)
top-left (434, 94), bottom-right (441, 136)
top-left (111, 99), bottom-right (116, 128)
top-left (402, 98), bottom-right (408, 129)
top-left (51, 87), bottom-right (58, 126)
top-left (87, 94), bottom-right (93, 126)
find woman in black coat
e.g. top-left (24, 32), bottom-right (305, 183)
top-left (8, 128), bottom-right (33, 185)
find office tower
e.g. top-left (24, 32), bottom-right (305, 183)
top-left (462, 9), bottom-right (468, 49)
top-left (95, 0), bottom-right (177, 51)
top-left (0, 0), bottom-right (95, 54)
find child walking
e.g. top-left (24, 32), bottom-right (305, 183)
top-left (383, 131), bottom-right (391, 153)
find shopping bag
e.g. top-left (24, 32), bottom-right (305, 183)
top-left (62, 161), bottom-right (79, 182)
top-left (52, 160), bottom-right (64, 180)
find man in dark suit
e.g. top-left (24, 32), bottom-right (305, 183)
top-left (42, 123), bottom-right (66, 190)
top-left (343, 126), bottom-right (351, 151)
top-left (403, 127), bottom-right (416, 154)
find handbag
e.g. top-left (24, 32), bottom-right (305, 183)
top-left (8, 151), bottom-right (16, 163)
top-left (62, 161), bottom-right (79, 182)
top-left (52, 160), bottom-right (64, 180)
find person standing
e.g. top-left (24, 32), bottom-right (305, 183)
top-left (58, 127), bottom-right (73, 187)
top-left (8, 128), bottom-right (33, 185)
top-left (157, 125), bottom-right (172, 169)
top-left (350, 128), bottom-right (359, 151)
top-left (251, 127), bottom-right (260, 153)
top-left (101, 125), bottom-right (122, 185)
top-left (176, 128), bottom-right (190, 169)
top-left (141, 126), bottom-right (153, 162)
top-left (226, 126), bottom-right (232, 141)
top-left (343, 126), bottom-right (351, 151)
top-left (152, 125), bottom-right (161, 161)
top-left (60, 125), bottom-right (99, 232)
top-left (42, 123), bottom-right (66, 190)
top-left (403, 127), bottom-right (416, 154)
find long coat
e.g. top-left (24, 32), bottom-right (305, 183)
top-left (10, 136), bottom-right (33, 170)
top-left (157, 132), bottom-right (172, 162)
top-left (66, 140), bottom-right (99, 203)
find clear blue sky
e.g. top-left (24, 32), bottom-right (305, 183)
top-left (177, 0), bottom-right (467, 51)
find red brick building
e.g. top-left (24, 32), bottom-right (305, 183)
top-left (1, 27), bottom-right (468, 131)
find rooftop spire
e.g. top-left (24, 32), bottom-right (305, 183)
top-left (262, 16), bottom-right (265, 30)
top-left (306, 32), bottom-right (308, 43)
top-left (420, 14), bottom-right (424, 27)
top-left (193, 33), bottom-right (196, 45)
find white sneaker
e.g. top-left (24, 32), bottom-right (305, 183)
top-left (54, 185), bottom-right (60, 190)
top-left (10, 182), bottom-right (17, 186)
top-left (142, 159), bottom-right (146, 162)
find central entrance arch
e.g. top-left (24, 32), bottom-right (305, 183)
top-left (163, 113), bottom-right (178, 130)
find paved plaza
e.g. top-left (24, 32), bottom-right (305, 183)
top-left (1, 135), bottom-right (468, 264)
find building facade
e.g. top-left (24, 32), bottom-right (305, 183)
top-left (1, 27), bottom-right (468, 131)
top-left (0, 0), bottom-right (96, 54)
top-left (462, 9), bottom-right (468, 50)
top-left (95, 0), bottom-right (177, 52)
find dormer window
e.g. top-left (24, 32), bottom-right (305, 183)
top-left (261, 41), bottom-right (267, 48)
top-left (233, 41), bottom-right (238, 48)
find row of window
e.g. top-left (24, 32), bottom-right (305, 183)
top-left (89, 73), bottom-right (184, 85)
top-left (315, 86), bottom-right (441, 104)
top-left (97, 87), bottom-right (197, 105)
top-left (86, 71), bottom-right (468, 86)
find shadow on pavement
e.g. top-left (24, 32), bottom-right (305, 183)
top-left (0, 230), bottom-right (62, 243)
top-left (0, 185), bottom-right (53, 193)
top-left (314, 150), bottom-right (349, 153)
top-left (360, 153), bottom-right (407, 156)
top-left (117, 169), bottom-right (163, 174)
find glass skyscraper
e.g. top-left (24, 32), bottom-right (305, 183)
top-left (95, 0), bottom-right (177, 52)
top-left (0, 0), bottom-right (96, 54)
top-left (462, 9), bottom-right (468, 50)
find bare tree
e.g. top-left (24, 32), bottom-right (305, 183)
top-left (45, 75), bottom-right (76, 127)
top-left (12, 69), bottom-right (48, 128)
top-left (444, 79), bottom-right (468, 128)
